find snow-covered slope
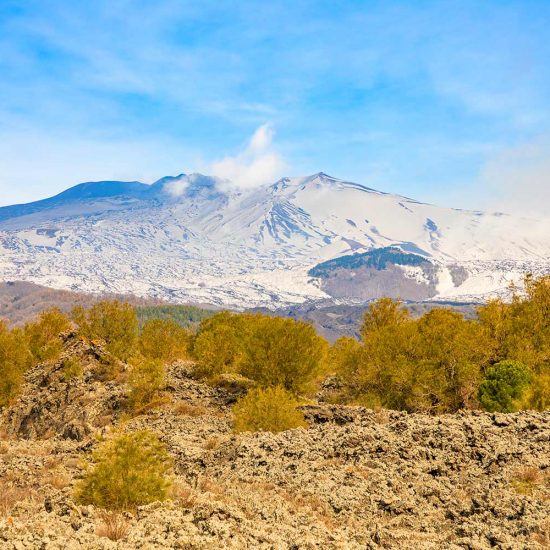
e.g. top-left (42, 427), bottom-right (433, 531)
top-left (0, 172), bottom-right (549, 307)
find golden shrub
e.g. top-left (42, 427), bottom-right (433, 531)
top-left (192, 312), bottom-right (327, 394)
top-left (192, 312), bottom-right (245, 377)
top-left (233, 386), bottom-right (307, 433)
top-left (0, 321), bottom-right (32, 407)
top-left (127, 357), bottom-right (166, 413)
top-left (24, 308), bottom-right (71, 363)
top-left (139, 318), bottom-right (190, 362)
top-left (75, 430), bottom-right (173, 511)
top-left (72, 301), bottom-right (138, 361)
top-left (332, 299), bottom-right (490, 413)
top-left (238, 315), bottom-right (328, 394)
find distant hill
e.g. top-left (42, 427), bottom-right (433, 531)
top-left (0, 281), bottom-right (216, 326)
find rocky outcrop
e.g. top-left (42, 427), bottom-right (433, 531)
top-left (0, 356), bottom-right (548, 549)
top-left (0, 334), bottom-right (126, 441)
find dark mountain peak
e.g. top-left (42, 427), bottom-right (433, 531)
top-left (306, 172), bottom-right (339, 182)
top-left (313, 171), bottom-right (334, 179)
top-left (0, 179), bottom-right (150, 223)
top-left (53, 180), bottom-right (149, 200)
top-left (151, 174), bottom-right (186, 187)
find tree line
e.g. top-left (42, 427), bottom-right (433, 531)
top-left (1, 274), bottom-right (548, 414)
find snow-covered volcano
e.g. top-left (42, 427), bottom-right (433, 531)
top-left (0, 172), bottom-right (549, 307)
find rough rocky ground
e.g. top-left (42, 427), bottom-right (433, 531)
top-left (0, 338), bottom-right (548, 549)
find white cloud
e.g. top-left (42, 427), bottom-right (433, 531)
top-left (480, 140), bottom-right (550, 218)
top-left (163, 177), bottom-right (190, 198)
top-left (210, 124), bottom-right (285, 190)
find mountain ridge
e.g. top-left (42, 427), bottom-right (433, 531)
top-left (0, 171), bottom-right (549, 307)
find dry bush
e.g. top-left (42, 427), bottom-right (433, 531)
top-left (173, 402), bottom-right (207, 417)
top-left (511, 466), bottom-right (545, 495)
top-left (64, 457), bottom-right (82, 470)
top-left (374, 408), bottom-right (391, 424)
top-left (23, 442), bottom-right (53, 457)
top-left (203, 436), bottom-right (222, 451)
top-left (0, 481), bottom-right (34, 517)
top-left (95, 511), bottom-right (130, 541)
top-left (279, 489), bottom-right (335, 528)
top-left (233, 386), bottom-right (307, 433)
top-left (93, 414), bottom-right (114, 428)
top-left (171, 482), bottom-right (198, 509)
top-left (532, 519), bottom-right (550, 546)
top-left (346, 466), bottom-right (370, 480)
top-left (43, 456), bottom-right (62, 469)
top-left (75, 430), bottom-right (173, 511)
top-left (197, 476), bottom-right (224, 496)
top-left (320, 457), bottom-right (344, 468)
top-left (0, 441), bottom-right (9, 454)
top-left (41, 427), bottom-right (56, 440)
top-left (44, 470), bottom-right (71, 490)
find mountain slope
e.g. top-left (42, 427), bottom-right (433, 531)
top-left (0, 172), bottom-right (549, 307)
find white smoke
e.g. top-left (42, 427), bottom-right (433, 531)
top-left (163, 176), bottom-right (190, 198)
top-left (210, 124), bottom-right (285, 190)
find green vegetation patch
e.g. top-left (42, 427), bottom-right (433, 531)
top-left (233, 386), bottom-right (307, 433)
top-left (308, 246), bottom-right (429, 278)
top-left (136, 304), bottom-right (215, 329)
top-left (75, 430), bottom-right (173, 511)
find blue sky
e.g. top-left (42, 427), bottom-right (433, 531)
top-left (1, 0), bottom-right (550, 212)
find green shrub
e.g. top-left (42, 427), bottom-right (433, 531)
top-left (192, 312), bottom-right (327, 394)
top-left (75, 430), bottom-right (173, 510)
top-left (24, 308), bottom-right (71, 363)
top-left (239, 315), bottom-right (328, 394)
top-left (62, 356), bottom-right (83, 381)
top-left (127, 357), bottom-right (166, 413)
top-left (0, 321), bottom-right (31, 407)
top-left (477, 274), bottom-right (550, 410)
top-left (233, 386), bottom-right (307, 433)
top-left (331, 300), bottom-right (490, 413)
top-left (136, 304), bottom-right (214, 328)
top-left (139, 319), bottom-right (190, 362)
top-left (479, 360), bottom-right (531, 412)
top-left (72, 301), bottom-right (139, 361)
top-left (192, 313), bottom-right (244, 377)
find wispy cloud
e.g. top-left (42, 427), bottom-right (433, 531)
top-left (162, 176), bottom-right (190, 198)
top-left (211, 124), bottom-right (285, 189)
